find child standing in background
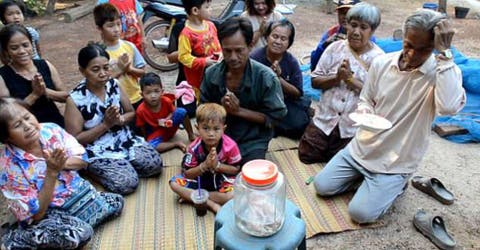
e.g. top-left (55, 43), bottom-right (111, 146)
top-left (0, 0), bottom-right (41, 59)
top-left (97, 0), bottom-right (145, 54)
top-left (170, 103), bottom-right (241, 213)
top-left (136, 72), bottom-right (195, 153)
top-left (178, 0), bottom-right (222, 99)
top-left (93, 3), bottom-right (146, 108)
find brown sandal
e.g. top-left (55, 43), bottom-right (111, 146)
top-left (411, 176), bottom-right (454, 205)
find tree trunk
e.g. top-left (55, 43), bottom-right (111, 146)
top-left (46, 0), bottom-right (56, 15)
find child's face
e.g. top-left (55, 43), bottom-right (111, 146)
top-left (141, 84), bottom-right (163, 107)
top-left (6, 103), bottom-right (41, 150)
top-left (4, 5), bottom-right (24, 24)
top-left (100, 19), bottom-right (122, 43)
top-left (197, 1), bottom-right (211, 20)
top-left (196, 119), bottom-right (225, 148)
top-left (80, 56), bottom-right (111, 86)
top-left (6, 32), bottom-right (33, 66)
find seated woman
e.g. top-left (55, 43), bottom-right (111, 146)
top-left (250, 19), bottom-right (311, 139)
top-left (241, 0), bottom-right (284, 49)
top-left (0, 97), bottom-right (124, 249)
top-left (0, 24), bottom-right (68, 127)
top-left (64, 44), bottom-right (163, 195)
top-left (299, 3), bottom-right (384, 163)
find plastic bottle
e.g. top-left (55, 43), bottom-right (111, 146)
top-left (234, 160), bottom-right (286, 237)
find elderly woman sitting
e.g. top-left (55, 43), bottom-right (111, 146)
top-left (0, 97), bottom-right (124, 249)
top-left (250, 19), bottom-right (311, 139)
top-left (298, 2), bottom-right (385, 163)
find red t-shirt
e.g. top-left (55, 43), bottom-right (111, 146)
top-left (136, 96), bottom-right (175, 141)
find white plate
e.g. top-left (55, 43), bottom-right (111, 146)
top-left (349, 112), bottom-right (392, 131)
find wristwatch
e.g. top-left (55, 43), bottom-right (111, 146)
top-left (439, 49), bottom-right (453, 60)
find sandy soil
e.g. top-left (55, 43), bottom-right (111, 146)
top-left (1, 0), bottom-right (480, 249)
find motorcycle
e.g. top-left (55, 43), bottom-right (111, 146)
top-left (140, 0), bottom-right (245, 71)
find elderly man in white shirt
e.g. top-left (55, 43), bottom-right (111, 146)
top-left (314, 9), bottom-right (466, 223)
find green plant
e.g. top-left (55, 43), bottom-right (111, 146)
top-left (24, 0), bottom-right (46, 15)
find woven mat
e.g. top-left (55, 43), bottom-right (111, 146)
top-left (87, 137), bottom-right (376, 248)
top-left (267, 150), bottom-right (370, 238)
top-left (86, 167), bottom-right (215, 249)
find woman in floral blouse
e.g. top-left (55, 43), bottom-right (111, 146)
top-left (298, 3), bottom-right (385, 163)
top-left (0, 97), bottom-right (123, 249)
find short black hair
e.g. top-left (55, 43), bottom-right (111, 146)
top-left (0, 23), bottom-right (32, 52)
top-left (0, 0), bottom-right (25, 24)
top-left (218, 17), bottom-right (253, 46)
top-left (93, 3), bottom-right (120, 28)
top-left (78, 42), bottom-right (110, 69)
top-left (140, 72), bottom-right (163, 91)
top-left (0, 97), bottom-right (29, 143)
top-left (264, 19), bottom-right (295, 49)
top-left (181, 0), bottom-right (211, 15)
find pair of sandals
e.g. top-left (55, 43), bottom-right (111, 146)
top-left (411, 176), bottom-right (456, 250)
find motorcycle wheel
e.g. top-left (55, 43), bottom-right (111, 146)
top-left (144, 20), bottom-right (178, 71)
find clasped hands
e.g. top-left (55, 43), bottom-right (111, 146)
top-left (337, 59), bottom-right (356, 91)
top-left (44, 148), bottom-right (68, 176)
top-left (201, 148), bottom-right (220, 173)
top-left (103, 105), bottom-right (124, 129)
top-left (117, 53), bottom-right (132, 74)
top-left (221, 89), bottom-right (239, 114)
top-left (31, 73), bottom-right (46, 97)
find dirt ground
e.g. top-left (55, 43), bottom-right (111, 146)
top-left (1, 0), bottom-right (480, 249)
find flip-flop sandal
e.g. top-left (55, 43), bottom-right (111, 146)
top-left (411, 176), bottom-right (454, 205)
top-left (413, 210), bottom-right (456, 250)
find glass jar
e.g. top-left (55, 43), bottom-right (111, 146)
top-left (234, 159), bottom-right (286, 237)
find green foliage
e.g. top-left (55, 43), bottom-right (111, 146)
top-left (24, 0), bottom-right (46, 15)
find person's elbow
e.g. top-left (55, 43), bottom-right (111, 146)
top-left (436, 92), bottom-right (466, 116)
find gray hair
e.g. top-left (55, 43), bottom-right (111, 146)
top-left (403, 9), bottom-right (446, 35)
top-left (346, 2), bottom-right (381, 31)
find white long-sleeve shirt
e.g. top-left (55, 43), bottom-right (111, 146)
top-left (349, 51), bottom-right (466, 174)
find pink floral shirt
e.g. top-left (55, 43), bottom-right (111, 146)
top-left (311, 40), bottom-right (384, 138)
top-left (0, 123), bottom-right (87, 222)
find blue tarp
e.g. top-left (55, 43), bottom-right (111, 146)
top-left (302, 38), bottom-right (480, 143)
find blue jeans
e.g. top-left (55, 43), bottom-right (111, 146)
top-left (314, 148), bottom-right (410, 223)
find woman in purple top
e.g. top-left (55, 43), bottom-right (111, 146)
top-left (250, 19), bottom-right (311, 139)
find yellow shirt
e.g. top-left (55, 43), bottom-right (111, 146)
top-left (106, 40), bottom-right (145, 104)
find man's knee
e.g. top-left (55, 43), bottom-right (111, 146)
top-left (348, 202), bottom-right (380, 224)
top-left (313, 173), bottom-right (338, 196)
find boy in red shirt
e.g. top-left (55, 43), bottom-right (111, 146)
top-left (136, 72), bottom-right (195, 152)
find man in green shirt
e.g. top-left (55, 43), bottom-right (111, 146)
top-left (200, 17), bottom-right (287, 166)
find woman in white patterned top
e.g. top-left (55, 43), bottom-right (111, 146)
top-left (298, 3), bottom-right (384, 164)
